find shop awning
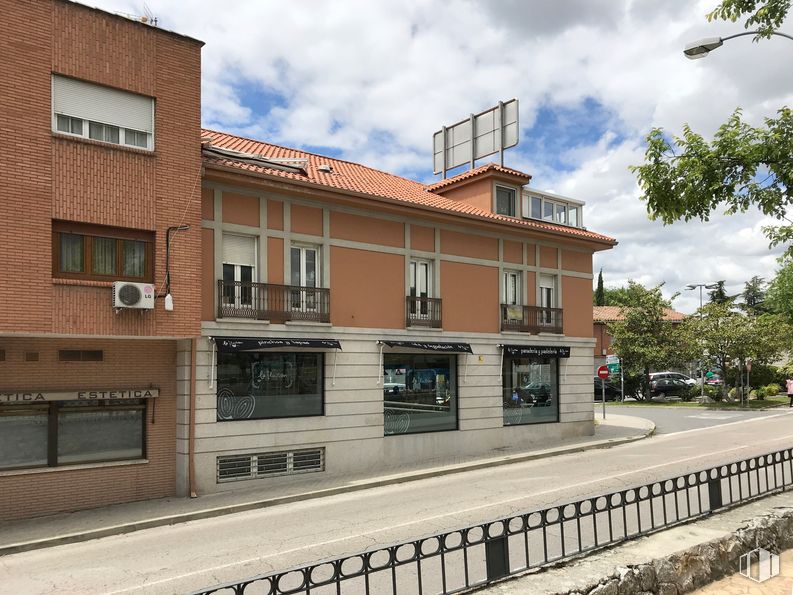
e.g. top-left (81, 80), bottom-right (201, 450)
top-left (212, 337), bottom-right (342, 352)
top-left (379, 340), bottom-right (473, 354)
top-left (500, 344), bottom-right (571, 358)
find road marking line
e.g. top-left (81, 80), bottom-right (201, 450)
top-left (659, 410), bottom-right (793, 438)
top-left (105, 428), bottom-right (793, 594)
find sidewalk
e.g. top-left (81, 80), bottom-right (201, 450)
top-left (0, 413), bottom-right (653, 556)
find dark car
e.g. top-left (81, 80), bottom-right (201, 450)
top-left (593, 377), bottom-right (622, 401)
top-left (650, 377), bottom-right (689, 397)
top-left (517, 382), bottom-right (553, 406)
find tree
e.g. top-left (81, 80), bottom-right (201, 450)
top-left (766, 256), bottom-right (793, 324)
top-left (607, 282), bottom-right (692, 399)
top-left (741, 275), bottom-right (767, 314)
top-left (708, 280), bottom-right (732, 304)
top-left (685, 302), bottom-right (790, 399)
top-left (630, 1), bottom-right (793, 258)
top-left (594, 269), bottom-right (605, 306)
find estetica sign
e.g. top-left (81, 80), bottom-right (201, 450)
top-left (0, 388), bottom-right (159, 403)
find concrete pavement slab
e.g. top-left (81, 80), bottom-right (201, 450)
top-left (0, 413), bottom-right (654, 557)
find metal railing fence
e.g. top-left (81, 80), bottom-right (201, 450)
top-left (192, 447), bottom-right (793, 595)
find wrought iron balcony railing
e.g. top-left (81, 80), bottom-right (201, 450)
top-left (500, 304), bottom-right (563, 334)
top-left (406, 296), bottom-right (442, 328)
top-left (217, 281), bottom-right (330, 323)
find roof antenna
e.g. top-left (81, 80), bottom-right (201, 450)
top-left (142, 3), bottom-right (158, 26)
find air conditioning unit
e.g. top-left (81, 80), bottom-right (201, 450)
top-left (112, 282), bottom-right (155, 309)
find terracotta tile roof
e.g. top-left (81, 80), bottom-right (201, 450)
top-left (593, 306), bottom-right (687, 322)
top-left (425, 163), bottom-right (531, 191)
top-left (201, 129), bottom-right (616, 245)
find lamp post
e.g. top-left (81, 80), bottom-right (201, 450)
top-left (684, 30), bottom-right (793, 59)
top-left (685, 282), bottom-right (719, 401)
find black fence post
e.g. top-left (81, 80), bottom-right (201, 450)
top-left (708, 477), bottom-right (723, 512)
top-left (485, 535), bottom-right (510, 582)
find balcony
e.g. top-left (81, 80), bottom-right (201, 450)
top-left (406, 296), bottom-right (442, 328)
top-left (501, 304), bottom-right (563, 334)
top-left (217, 281), bottom-right (330, 323)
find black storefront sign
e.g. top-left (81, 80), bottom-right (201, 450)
top-left (382, 340), bottom-right (473, 354)
top-left (501, 345), bottom-right (571, 358)
top-left (213, 337), bottom-right (341, 352)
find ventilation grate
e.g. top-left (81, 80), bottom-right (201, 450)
top-left (217, 448), bottom-right (324, 483)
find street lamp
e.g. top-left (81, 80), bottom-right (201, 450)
top-left (685, 282), bottom-right (720, 401)
top-left (684, 30), bottom-right (793, 59)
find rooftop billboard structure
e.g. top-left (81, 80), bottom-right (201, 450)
top-left (433, 99), bottom-right (519, 178)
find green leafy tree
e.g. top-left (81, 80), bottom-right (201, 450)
top-left (708, 280), bottom-right (733, 304)
top-left (630, 1), bottom-right (793, 257)
top-left (685, 302), bottom-right (790, 399)
top-left (594, 269), bottom-right (605, 306)
top-left (607, 282), bottom-right (692, 399)
top-left (741, 275), bottom-right (767, 313)
top-left (707, 0), bottom-right (791, 39)
top-left (766, 256), bottom-right (793, 325)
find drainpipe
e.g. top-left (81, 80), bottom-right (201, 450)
top-left (189, 337), bottom-right (198, 498)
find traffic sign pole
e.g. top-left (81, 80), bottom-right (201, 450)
top-left (597, 365), bottom-right (609, 420)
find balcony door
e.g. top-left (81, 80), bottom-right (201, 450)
top-left (539, 274), bottom-right (556, 325)
top-left (222, 234), bottom-right (257, 310)
top-left (291, 245), bottom-right (319, 312)
top-left (409, 260), bottom-right (432, 317)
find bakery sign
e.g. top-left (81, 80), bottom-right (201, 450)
top-left (0, 388), bottom-right (159, 403)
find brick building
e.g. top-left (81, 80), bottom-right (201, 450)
top-left (0, 1), bottom-right (202, 521)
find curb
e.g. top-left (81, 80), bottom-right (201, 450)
top-left (0, 420), bottom-right (655, 557)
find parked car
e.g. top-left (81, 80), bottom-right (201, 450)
top-left (650, 372), bottom-right (697, 386)
top-left (593, 377), bottom-right (622, 401)
top-left (705, 374), bottom-right (724, 386)
top-left (517, 382), bottom-right (552, 406)
top-left (650, 377), bottom-right (689, 397)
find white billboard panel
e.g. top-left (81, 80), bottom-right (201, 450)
top-left (433, 99), bottom-right (519, 176)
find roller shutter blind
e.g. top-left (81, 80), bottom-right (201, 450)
top-left (222, 234), bottom-right (257, 266)
top-left (52, 75), bottom-right (154, 133)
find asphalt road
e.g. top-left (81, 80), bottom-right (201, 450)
top-left (2, 411), bottom-right (793, 594)
top-left (605, 404), bottom-right (785, 435)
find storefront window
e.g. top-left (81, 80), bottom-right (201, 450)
top-left (216, 352), bottom-right (324, 420)
top-left (57, 401), bottom-right (144, 464)
top-left (383, 353), bottom-right (457, 435)
top-left (0, 400), bottom-right (146, 471)
top-left (502, 356), bottom-right (559, 425)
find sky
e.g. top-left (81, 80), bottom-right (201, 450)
top-left (91, 0), bottom-right (792, 313)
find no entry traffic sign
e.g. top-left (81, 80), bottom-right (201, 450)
top-left (597, 365), bottom-right (609, 380)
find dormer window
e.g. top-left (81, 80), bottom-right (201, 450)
top-left (523, 191), bottom-right (584, 228)
top-left (495, 186), bottom-right (517, 217)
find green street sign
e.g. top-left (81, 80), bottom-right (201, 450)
top-left (705, 371), bottom-right (714, 378)
top-left (607, 363), bottom-right (620, 374)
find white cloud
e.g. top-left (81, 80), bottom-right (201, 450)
top-left (90, 0), bottom-right (792, 312)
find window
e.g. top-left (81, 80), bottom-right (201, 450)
top-left (523, 193), bottom-right (583, 228)
top-left (0, 399), bottom-right (145, 471)
top-left (503, 355), bottom-right (559, 425)
top-left (383, 353), bottom-right (457, 435)
top-left (290, 245), bottom-right (320, 312)
top-left (216, 352), bottom-right (324, 420)
top-left (59, 350), bottom-right (103, 362)
top-left (222, 234), bottom-right (257, 309)
top-left (495, 186), bottom-right (517, 217)
top-left (52, 75), bottom-right (154, 150)
top-left (503, 271), bottom-right (521, 306)
top-left (539, 274), bottom-right (556, 325)
top-left (52, 222), bottom-right (153, 282)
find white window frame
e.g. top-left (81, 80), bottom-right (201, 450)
top-left (290, 244), bottom-right (321, 312)
top-left (522, 192), bottom-right (584, 228)
top-left (51, 75), bottom-right (154, 151)
top-left (221, 234), bottom-right (257, 309)
top-left (539, 274), bottom-right (556, 325)
top-left (503, 271), bottom-right (521, 306)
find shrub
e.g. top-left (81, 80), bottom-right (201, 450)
top-left (753, 387), bottom-right (767, 400)
top-left (728, 387), bottom-right (739, 401)
top-left (703, 384), bottom-right (721, 401)
top-left (765, 383), bottom-right (782, 396)
top-left (682, 385), bottom-right (699, 402)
